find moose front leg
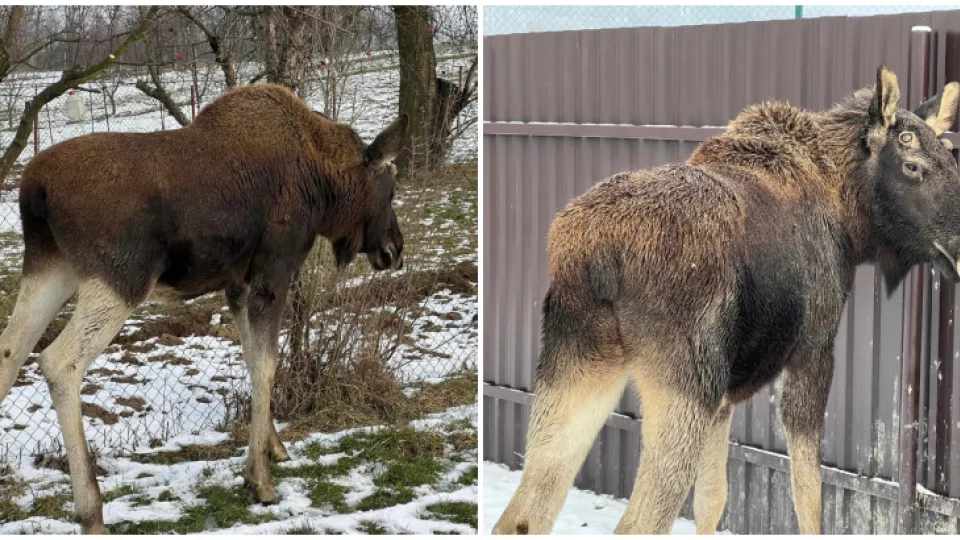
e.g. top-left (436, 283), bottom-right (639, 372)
top-left (238, 278), bottom-right (288, 504)
top-left (780, 348), bottom-right (834, 535)
top-left (227, 285), bottom-right (289, 464)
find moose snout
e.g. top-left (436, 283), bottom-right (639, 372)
top-left (933, 237), bottom-right (960, 282)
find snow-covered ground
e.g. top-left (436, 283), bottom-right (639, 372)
top-left (2, 404), bottom-right (478, 535)
top-left (482, 461), bottom-right (724, 535)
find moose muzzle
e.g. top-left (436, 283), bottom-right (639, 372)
top-left (933, 239), bottom-right (960, 282)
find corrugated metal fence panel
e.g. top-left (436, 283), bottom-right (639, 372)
top-left (484, 10), bottom-right (960, 534)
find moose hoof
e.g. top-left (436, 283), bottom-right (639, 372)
top-left (79, 521), bottom-right (108, 535)
top-left (269, 444), bottom-right (290, 463)
top-left (245, 479), bottom-right (280, 505)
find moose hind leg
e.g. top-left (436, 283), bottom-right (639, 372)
top-left (0, 264), bottom-right (78, 404)
top-left (227, 285), bottom-right (288, 463)
top-left (493, 367), bottom-right (628, 535)
top-left (615, 377), bottom-right (718, 534)
top-left (694, 404), bottom-right (734, 534)
top-left (39, 279), bottom-right (138, 534)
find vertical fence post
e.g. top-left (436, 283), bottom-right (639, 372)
top-left (897, 24), bottom-right (932, 536)
top-left (102, 91), bottom-right (111, 132)
top-left (30, 101), bottom-right (38, 155)
top-left (191, 85), bottom-right (196, 121)
top-left (88, 90), bottom-right (95, 133)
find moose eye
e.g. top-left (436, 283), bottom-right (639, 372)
top-left (904, 162), bottom-right (919, 173)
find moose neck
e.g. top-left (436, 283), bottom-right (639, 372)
top-left (813, 100), bottom-right (879, 266)
top-left (308, 165), bottom-right (368, 241)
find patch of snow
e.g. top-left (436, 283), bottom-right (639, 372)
top-left (482, 461), bottom-right (721, 535)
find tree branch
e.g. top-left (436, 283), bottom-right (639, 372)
top-left (134, 66), bottom-right (190, 126)
top-left (177, 6), bottom-right (237, 88)
top-left (0, 6), bottom-right (160, 178)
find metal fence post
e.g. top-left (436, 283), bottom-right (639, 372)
top-left (191, 85), bottom-right (196, 121)
top-left (102, 91), bottom-right (111, 132)
top-left (30, 101), bottom-right (38, 155)
top-left (897, 24), bottom-right (932, 536)
top-left (88, 90), bottom-right (95, 133)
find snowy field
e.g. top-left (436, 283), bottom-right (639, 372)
top-left (482, 462), bottom-right (726, 535)
top-left (1, 404), bottom-right (477, 534)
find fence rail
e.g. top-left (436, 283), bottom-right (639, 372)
top-left (483, 9), bottom-right (960, 534)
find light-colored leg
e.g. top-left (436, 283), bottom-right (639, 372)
top-left (236, 281), bottom-right (287, 504)
top-left (38, 279), bottom-right (137, 534)
top-left (694, 404), bottom-right (734, 534)
top-left (492, 366), bottom-right (628, 535)
top-left (0, 265), bottom-right (78, 403)
top-left (614, 382), bottom-right (715, 535)
top-left (786, 432), bottom-right (822, 534)
top-left (780, 353), bottom-right (832, 535)
top-left (227, 287), bottom-right (288, 464)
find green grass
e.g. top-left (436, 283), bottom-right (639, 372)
top-left (356, 520), bottom-right (389, 534)
top-left (424, 502), bottom-right (477, 530)
top-left (114, 484), bottom-right (274, 534)
top-left (356, 488), bottom-right (416, 511)
top-left (455, 465), bottom-right (477, 486)
top-left (30, 492), bottom-right (72, 520)
top-left (196, 484), bottom-right (274, 527)
top-left (375, 457), bottom-right (444, 490)
top-left (102, 484), bottom-right (140, 503)
top-left (157, 489), bottom-right (178, 502)
top-left (130, 495), bottom-right (153, 507)
top-left (306, 480), bottom-right (349, 512)
top-left (302, 440), bottom-right (340, 461)
top-left (337, 427), bottom-right (446, 463)
top-left (0, 497), bottom-right (27, 522)
top-left (271, 455), bottom-right (362, 482)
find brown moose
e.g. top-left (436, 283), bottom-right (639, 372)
top-left (493, 66), bottom-right (960, 535)
top-left (0, 84), bottom-right (408, 533)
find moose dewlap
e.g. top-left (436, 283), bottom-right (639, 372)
top-left (493, 66), bottom-right (960, 535)
top-left (0, 83), bottom-right (409, 534)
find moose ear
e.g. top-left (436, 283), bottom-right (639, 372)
top-left (915, 82), bottom-right (960, 136)
top-left (868, 65), bottom-right (900, 131)
top-left (364, 114), bottom-right (409, 168)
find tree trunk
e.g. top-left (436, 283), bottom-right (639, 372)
top-left (393, 6), bottom-right (438, 179)
top-left (393, 7), bottom-right (476, 178)
top-left (262, 6), bottom-right (310, 95)
top-left (0, 7), bottom-right (158, 180)
top-left (430, 57), bottom-right (477, 165)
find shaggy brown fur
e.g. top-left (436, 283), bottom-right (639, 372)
top-left (0, 83), bottom-right (409, 533)
top-left (494, 67), bottom-right (960, 535)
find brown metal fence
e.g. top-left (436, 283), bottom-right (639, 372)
top-left (482, 10), bottom-right (960, 534)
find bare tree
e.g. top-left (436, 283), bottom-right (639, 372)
top-left (392, 5), bottom-right (477, 178)
top-left (0, 6), bottom-right (159, 179)
top-left (177, 6), bottom-right (239, 90)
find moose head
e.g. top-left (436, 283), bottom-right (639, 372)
top-left (860, 66), bottom-right (960, 290)
top-left (330, 114), bottom-right (409, 272)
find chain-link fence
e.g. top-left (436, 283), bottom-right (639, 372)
top-left (0, 51), bottom-right (477, 466)
top-left (483, 5), bottom-right (960, 35)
